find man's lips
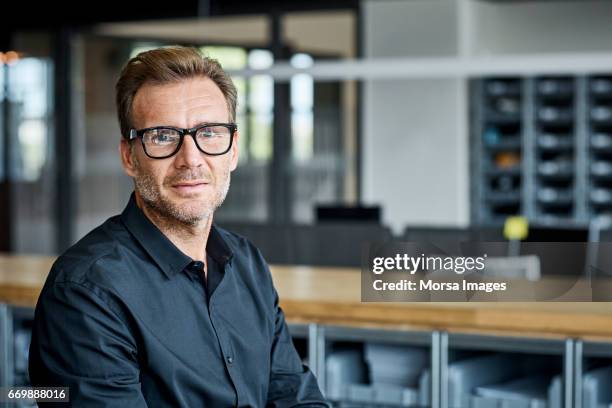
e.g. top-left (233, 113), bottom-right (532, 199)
top-left (170, 181), bottom-right (210, 193)
top-left (172, 181), bottom-right (208, 187)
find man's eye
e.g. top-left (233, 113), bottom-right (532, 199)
top-left (152, 131), bottom-right (177, 144)
top-left (198, 130), bottom-right (215, 138)
top-left (197, 127), bottom-right (229, 139)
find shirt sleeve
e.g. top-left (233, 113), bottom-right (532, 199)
top-left (29, 276), bottom-right (148, 408)
top-left (266, 287), bottom-right (330, 408)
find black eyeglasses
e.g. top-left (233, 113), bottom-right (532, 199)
top-left (127, 123), bottom-right (237, 159)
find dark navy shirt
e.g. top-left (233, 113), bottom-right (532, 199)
top-left (29, 194), bottom-right (328, 407)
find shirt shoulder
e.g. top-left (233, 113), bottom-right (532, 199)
top-left (47, 215), bottom-right (141, 292)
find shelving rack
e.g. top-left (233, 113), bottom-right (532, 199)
top-left (472, 74), bottom-right (612, 226)
top-left (588, 76), bottom-right (612, 219)
top-left (288, 324), bottom-right (612, 408)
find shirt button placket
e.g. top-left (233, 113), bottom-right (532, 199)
top-left (210, 305), bottom-right (235, 369)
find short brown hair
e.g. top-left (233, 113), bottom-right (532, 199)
top-left (115, 46), bottom-right (237, 139)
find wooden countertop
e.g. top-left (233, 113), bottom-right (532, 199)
top-left (0, 255), bottom-right (55, 308)
top-left (2, 255), bottom-right (612, 342)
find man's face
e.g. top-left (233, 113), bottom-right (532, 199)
top-left (120, 77), bottom-right (238, 226)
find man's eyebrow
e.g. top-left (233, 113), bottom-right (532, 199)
top-left (180, 122), bottom-right (231, 130)
top-left (140, 121), bottom-right (232, 130)
top-left (191, 121), bottom-right (231, 127)
top-left (143, 122), bottom-right (215, 129)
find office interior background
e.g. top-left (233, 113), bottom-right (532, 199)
top-left (3, 0), bottom-right (612, 407)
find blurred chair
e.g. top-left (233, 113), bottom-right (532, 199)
top-left (403, 226), bottom-right (475, 244)
top-left (402, 226), bottom-right (509, 267)
top-left (316, 205), bottom-right (381, 224)
top-left (292, 223), bottom-right (393, 267)
top-left (482, 256), bottom-right (541, 281)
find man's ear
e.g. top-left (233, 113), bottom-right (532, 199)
top-left (230, 131), bottom-right (239, 172)
top-left (119, 139), bottom-right (138, 178)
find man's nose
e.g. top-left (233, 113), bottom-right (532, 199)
top-left (174, 134), bottom-right (205, 168)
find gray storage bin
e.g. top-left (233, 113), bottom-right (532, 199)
top-left (326, 345), bottom-right (425, 407)
top-left (326, 349), bottom-right (368, 401)
top-left (472, 397), bottom-right (545, 408)
top-left (583, 366), bottom-right (612, 408)
top-left (547, 375), bottom-right (562, 408)
top-left (419, 369), bottom-right (432, 407)
top-left (364, 343), bottom-right (429, 387)
top-left (346, 383), bottom-right (419, 407)
top-left (448, 354), bottom-right (525, 408)
top-left (472, 375), bottom-right (553, 408)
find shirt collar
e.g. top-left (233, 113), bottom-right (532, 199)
top-left (207, 222), bottom-right (234, 267)
top-left (120, 192), bottom-right (234, 278)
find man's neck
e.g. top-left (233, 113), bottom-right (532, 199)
top-left (135, 193), bottom-right (211, 264)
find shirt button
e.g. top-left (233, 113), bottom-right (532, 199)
top-left (226, 356), bottom-right (233, 364)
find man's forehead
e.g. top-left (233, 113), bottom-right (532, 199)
top-left (132, 77), bottom-right (229, 126)
top-left (135, 77), bottom-right (225, 106)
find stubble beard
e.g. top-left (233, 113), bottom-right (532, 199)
top-left (132, 154), bottom-right (231, 228)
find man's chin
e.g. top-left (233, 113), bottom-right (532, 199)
top-left (141, 194), bottom-right (213, 224)
top-left (169, 203), bottom-right (215, 224)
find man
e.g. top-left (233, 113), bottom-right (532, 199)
top-left (29, 46), bottom-right (328, 407)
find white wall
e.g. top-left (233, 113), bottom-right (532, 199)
top-left (361, 0), bottom-right (469, 233)
top-left (362, 78), bottom-right (469, 233)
